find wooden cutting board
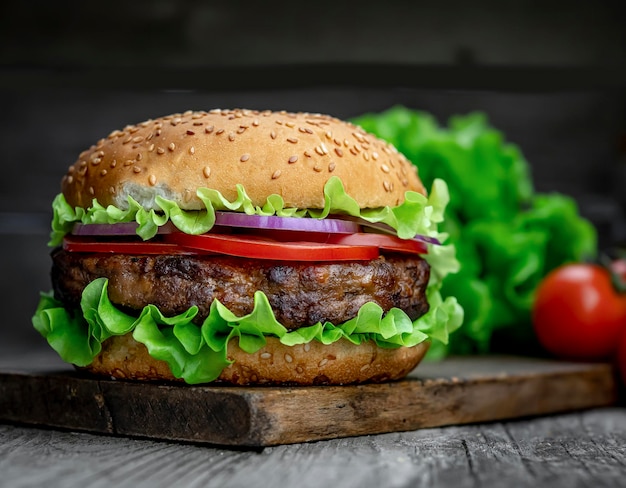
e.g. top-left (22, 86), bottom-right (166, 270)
top-left (0, 351), bottom-right (618, 447)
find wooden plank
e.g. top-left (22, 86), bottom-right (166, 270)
top-left (3, 408), bottom-right (626, 488)
top-left (0, 354), bottom-right (618, 447)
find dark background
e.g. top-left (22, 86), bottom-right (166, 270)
top-left (2, 0), bottom-right (626, 349)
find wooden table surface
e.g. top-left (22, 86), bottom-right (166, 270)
top-left (2, 346), bottom-right (625, 488)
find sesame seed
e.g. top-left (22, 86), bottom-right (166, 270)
top-left (110, 160), bottom-right (117, 168)
top-left (285, 121), bottom-right (295, 128)
top-left (353, 131), bottom-right (366, 142)
top-left (325, 131), bottom-right (332, 140)
top-left (313, 165), bottom-right (322, 172)
top-left (228, 132), bottom-right (235, 141)
top-left (272, 170), bottom-right (282, 179)
top-left (260, 352), bottom-right (272, 359)
top-left (363, 152), bottom-right (370, 161)
top-left (275, 120), bottom-right (283, 125)
top-left (314, 146), bottom-right (325, 156)
top-left (252, 119), bottom-right (259, 127)
top-left (136, 153), bottom-right (143, 161)
top-left (109, 186), bottom-right (115, 194)
top-left (237, 127), bottom-right (246, 134)
top-left (124, 160), bottom-right (134, 166)
top-left (216, 128), bottom-right (225, 135)
top-left (318, 358), bottom-right (328, 367)
top-left (334, 148), bottom-right (343, 157)
top-left (189, 146), bottom-right (195, 155)
top-left (132, 136), bottom-right (144, 143)
top-left (100, 169), bottom-right (107, 176)
top-left (303, 343), bottom-right (311, 352)
top-left (383, 181), bottom-right (392, 192)
top-left (299, 127), bottom-right (313, 134)
top-left (381, 164), bottom-right (390, 173)
top-left (328, 162), bottom-right (336, 172)
top-left (240, 154), bottom-right (250, 162)
top-left (203, 166), bottom-right (211, 178)
top-left (333, 138), bottom-right (341, 146)
top-left (186, 130), bottom-right (195, 136)
top-left (133, 167), bottom-right (142, 174)
top-left (148, 144), bottom-right (154, 152)
top-left (146, 132), bottom-right (154, 141)
top-left (168, 143), bottom-right (176, 151)
top-left (270, 130), bottom-right (277, 139)
top-left (304, 150), bottom-right (312, 158)
top-left (91, 158), bottom-right (101, 166)
top-left (171, 117), bottom-right (181, 126)
top-left (205, 126), bottom-right (214, 134)
top-left (156, 147), bottom-right (165, 155)
top-left (287, 137), bottom-right (298, 144)
top-left (67, 175), bottom-right (74, 184)
top-left (296, 366), bottom-right (304, 374)
top-left (343, 139), bottom-right (350, 147)
top-left (372, 151), bottom-right (379, 160)
top-left (149, 174), bottom-right (157, 186)
top-left (284, 353), bottom-right (293, 363)
top-left (288, 155), bottom-right (298, 164)
top-left (360, 364), bottom-right (370, 372)
top-left (193, 121), bottom-right (203, 126)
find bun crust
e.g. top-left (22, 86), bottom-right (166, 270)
top-left (62, 109), bottom-right (425, 211)
top-left (82, 334), bottom-right (429, 385)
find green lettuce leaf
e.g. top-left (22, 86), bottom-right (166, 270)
top-left (352, 106), bottom-right (597, 355)
top-left (33, 277), bottom-right (462, 384)
top-left (49, 176), bottom-right (443, 246)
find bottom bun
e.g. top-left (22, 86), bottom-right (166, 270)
top-left (81, 334), bottom-right (430, 385)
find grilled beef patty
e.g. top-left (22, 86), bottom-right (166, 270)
top-left (51, 249), bottom-right (431, 330)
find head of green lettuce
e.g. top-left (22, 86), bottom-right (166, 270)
top-left (32, 109), bottom-right (463, 385)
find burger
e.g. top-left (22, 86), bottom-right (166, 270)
top-left (32, 108), bottom-right (462, 385)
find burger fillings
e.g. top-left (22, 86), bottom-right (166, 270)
top-left (33, 108), bottom-right (463, 385)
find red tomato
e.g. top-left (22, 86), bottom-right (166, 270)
top-left (326, 233), bottom-right (428, 256)
top-left (532, 263), bottom-right (626, 360)
top-left (618, 328), bottom-right (626, 386)
top-left (63, 236), bottom-right (195, 255)
top-left (163, 232), bottom-right (379, 261)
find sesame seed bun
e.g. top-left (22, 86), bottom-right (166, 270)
top-left (61, 109), bottom-right (425, 211)
top-left (82, 334), bottom-right (430, 386)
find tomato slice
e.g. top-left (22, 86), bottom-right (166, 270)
top-left (63, 232), bottom-right (425, 261)
top-left (63, 236), bottom-right (198, 255)
top-left (326, 233), bottom-right (428, 255)
top-left (163, 232), bottom-right (379, 261)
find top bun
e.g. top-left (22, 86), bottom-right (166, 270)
top-left (61, 109), bottom-right (425, 210)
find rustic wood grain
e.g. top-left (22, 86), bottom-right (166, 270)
top-left (0, 351), bottom-right (618, 447)
top-left (1, 408), bottom-right (626, 488)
